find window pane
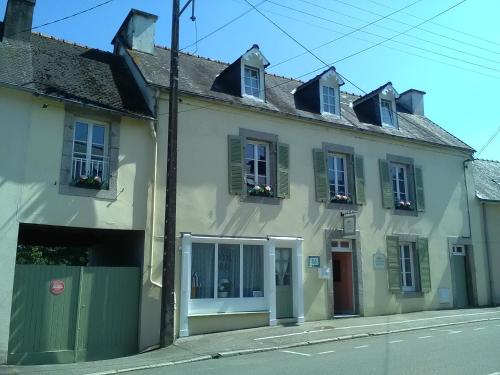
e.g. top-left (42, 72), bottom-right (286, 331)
top-left (92, 144), bottom-right (104, 157)
top-left (243, 245), bottom-right (264, 297)
top-left (218, 244), bottom-right (240, 298)
top-left (337, 171), bottom-right (345, 186)
top-left (258, 160), bottom-right (266, 176)
top-left (92, 125), bottom-right (105, 145)
top-left (336, 157), bottom-right (344, 172)
top-left (258, 175), bottom-right (267, 185)
top-left (245, 143), bottom-right (255, 159)
top-left (74, 142), bottom-right (87, 155)
top-left (246, 159), bottom-right (255, 175)
top-left (405, 273), bottom-right (413, 286)
top-left (257, 145), bottom-right (266, 161)
top-left (191, 243), bottom-right (215, 299)
top-left (75, 122), bottom-right (88, 142)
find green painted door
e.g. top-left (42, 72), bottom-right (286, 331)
top-left (452, 254), bottom-right (469, 308)
top-left (275, 248), bottom-right (293, 319)
top-left (8, 265), bottom-right (140, 365)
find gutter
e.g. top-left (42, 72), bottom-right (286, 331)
top-left (481, 202), bottom-right (495, 306)
top-left (0, 81), bottom-right (155, 121)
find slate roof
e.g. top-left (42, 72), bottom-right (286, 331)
top-left (0, 28), bottom-right (152, 118)
top-left (472, 159), bottom-right (500, 202)
top-left (128, 46), bottom-right (473, 152)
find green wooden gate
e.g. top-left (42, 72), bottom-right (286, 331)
top-left (7, 265), bottom-right (140, 365)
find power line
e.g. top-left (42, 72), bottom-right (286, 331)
top-left (327, 0), bottom-right (500, 56)
top-left (477, 125), bottom-right (500, 156)
top-left (180, 0), bottom-right (268, 51)
top-left (295, 0), bottom-right (500, 66)
top-left (365, 0), bottom-right (500, 48)
top-left (264, 1), bottom-right (500, 75)
top-left (10, 0), bottom-right (116, 37)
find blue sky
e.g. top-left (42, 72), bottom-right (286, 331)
top-left (2, 0), bottom-right (499, 159)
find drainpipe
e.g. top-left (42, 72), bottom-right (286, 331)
top-left (462, 159), bottom-right (473, 238)
top-left (148, 89), bottom-right (162, 288)
top-left (481, 202), bottom-right (495, 305)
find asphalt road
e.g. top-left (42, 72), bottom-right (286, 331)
top-left (133, 320), bottom-right (500, 375)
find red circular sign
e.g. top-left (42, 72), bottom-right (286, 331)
top-left (50, 280), bottom-right (65, 295)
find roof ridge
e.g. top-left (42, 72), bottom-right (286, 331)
top-left (154, 45), bottom-right (362, 98)
top-left (32, 31), bottom-right (110, 54)
top-left (475, 158), bottom-right (500, 163)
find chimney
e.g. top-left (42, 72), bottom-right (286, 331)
top-left (2, 0), bottom-right (36, 42)
top-left (112, 9), bottom-right (158, 54)
top-left (397, 89), bottom-right (426, 116)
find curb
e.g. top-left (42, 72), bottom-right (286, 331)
top-left (11, 316), bottom-right (500, 375)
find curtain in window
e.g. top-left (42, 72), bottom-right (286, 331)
top-left (218, 244), bottom-right (240, 298)
top-left (243, 245), bottom-right (264, 297)
top-left (191, 243), bottom-right (215, 299)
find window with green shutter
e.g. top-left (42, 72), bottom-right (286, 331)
top-left (354, 155), bottom-right (365, 205)
top-left (277, 143), bottom-right (290, 198)
top-left (417, 238), bottom-right (431, 292)
top-left (228, 135), bottom-right (244, 195)
top-left (414, 166), bottom-right (425, 212)
top-left (386, 236), bottom-right (401, 292)
top-left (313, 149), bottom-right (328, 202)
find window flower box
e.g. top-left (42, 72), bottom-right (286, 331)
top-left (218, 278), bottom-right (231, 298)
top-left (74, 175), bottom-right (104, 190)
top-left (397, 200), bottom-right (413, 210)
top-left (248, 185), bottom-right (273, 197)
top-left (330, 194), bottom-right (352, 204)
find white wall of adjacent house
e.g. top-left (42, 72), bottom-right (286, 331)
top-left (0, 85), bottom-right (160, 360)
top-left (484, 204), bottom-right (500, 305)
top-left (170, 94), bottom-right (485, 334)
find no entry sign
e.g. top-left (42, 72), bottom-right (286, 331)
top-left (50, 280), bottom-right (65, 295)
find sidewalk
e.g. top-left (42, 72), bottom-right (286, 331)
top-left (2, 307), bottom-right (500, 375)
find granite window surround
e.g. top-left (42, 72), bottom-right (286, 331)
top-left (239, 128), bottom-right (281, 205)
top-left (392, 233), bottom-right (423, 297)
top-left (59, 105), bottom-right (120, 200)
top-left (323, 143), bottom-right (357, 210)
top-left (387, 154), bottom-right (418, 217)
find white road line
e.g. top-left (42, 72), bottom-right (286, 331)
top-left (317, 350), bottom-right (335, 355)
top-left (418, 335), bottom-right (433, 339)
top-left (280, 350), bottom-right (311, 357)
top-left (473, 327), bottom-right (486, 331)
top-left (254, 310), bottom-right (500, 340)
top-left (354, 345), bottom-right (369, 349)
top-left (448, 330), bottom-right (462, 334)
top-left (388, 340), bottom-right (404, 344)
top-left (486, 372), bottom-right (500, 375)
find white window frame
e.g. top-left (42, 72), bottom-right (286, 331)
top-left (245, 140), bottom-right (270, 188)
top-left (391, 162), bottom-right (409, 204)
top-left (452, 245), bottom-right (466, 256)
top-left (71, 118), bottom-right (109, 181)
top-left (327, 153), bottom-right (348, 197)
top-left (243, 65), bottom-right (261, 99)
top-left (380, 98), bottom-right (395, 127)
top-left (321, 85), bottom-right (337, 115)
top-left (331, 239), bottom-right (352, 252)
top-left (400, 242), bottom-right (416, 292)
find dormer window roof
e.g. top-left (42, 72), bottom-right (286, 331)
top-left (294, 67), bottom-right (344, 117)
top-left (353, 82), bottom-right (399, 129)
top-left (212, 44), bottom-right (269, 101)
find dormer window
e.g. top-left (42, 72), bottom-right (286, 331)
top-left (244, 65), bottom-right (260, 98)
top-left (380, 99), bottom-right (395, 127)
top-left (321, 86), bottom-right (337, 114)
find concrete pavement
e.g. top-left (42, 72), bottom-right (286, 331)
top-left (1, 307), bottom-right (500, 375)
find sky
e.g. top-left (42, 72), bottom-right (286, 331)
top-left (1, 0), bottom-right (499, 160)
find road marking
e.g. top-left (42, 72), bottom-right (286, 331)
top-left (486, 372), bottom-right (500, 375)
top-left (354, 345), bottom-right (368, 349)
top-left (448, 330), bottom-right (462, 334)
top-left (280, 350), bottom-right (311, 357)
top-left (473, 327), bottom-right (486, 331)
top-left (388, 339), bottom-right (404, 344)
top-left (317, 350), bottom-right (335, 355)
top-left (418, 335), bottom-right (433, 339)
top-left (254, 310), bottom-right (500, 340)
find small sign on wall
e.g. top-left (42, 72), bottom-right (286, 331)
top-left (308, 256), bottom-right (320, 268)
top-left (50, 279), bottom-right (65, 295)
top-left (373, 252), bottom-right (386, 270)
top-left (343, 215), bottom-right (356, 236)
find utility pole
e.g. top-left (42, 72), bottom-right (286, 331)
top-left (160, 0), bottom-right (195, 348)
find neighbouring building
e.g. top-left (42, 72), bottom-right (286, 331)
top-left (0, 0), bottom-right (164, 365)
top-left (114, 9), bottom-right (491, 338)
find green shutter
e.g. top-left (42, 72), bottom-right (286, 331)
top-left (228, 135), bottom-right (244, 195)
top-left (354, 155), bottom-right (366, 205)
top-left (313, 149), bottom-right (328, 202)
top-left (277, 143), bottom-right (290, 198)
top-left (379, 159), bottom-right (393, 209)
top-left (417, 237), bottom-right (431, 292)
top-left (387, 236), bottom-right (401, 292)
top-left (415, 166), bottom-right (425, 212)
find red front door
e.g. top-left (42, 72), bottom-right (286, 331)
top-left (332, 252), bottom-right (354, 314)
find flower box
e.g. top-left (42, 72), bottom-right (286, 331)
top-left (330, 194), bottom-right (352, 204)
top-left (248, 185), bottom-right (273, 197)
top-left (74, 175), bottom-right (103, 190)
top-left (396, 201), bottom-right (413, 210)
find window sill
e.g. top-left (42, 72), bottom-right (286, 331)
top-left (59, 182), bottom-right (116, 200)
top-left (393, 208), bottom-right (418, 217)
top-left (327, 202), bottom-right (358, 210)
top-left (396, 291), bottom-right (424, 298)
top-left (241, 195), bottom-right (282, 205)
top-left (188, 310), bottom-right (269, 317)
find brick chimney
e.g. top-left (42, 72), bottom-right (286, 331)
top-left (2, 0), bottom-right (36, 42)
top-left (112, 9), bottom-right (158, 54)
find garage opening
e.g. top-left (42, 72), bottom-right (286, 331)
top-left (8, 224), bottom-right (144, 365)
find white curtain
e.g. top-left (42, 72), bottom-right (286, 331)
top-left (218, 244), bottom-right (240, 298)
top-left (243, 245), bottom-right (264, 297)
top-left (191, 243), bottom-right (214, 299)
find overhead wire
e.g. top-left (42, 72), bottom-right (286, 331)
top-left (477, 125), bottom-right (500, 156)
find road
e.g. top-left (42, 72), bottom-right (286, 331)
top-left (133, 320), bottom-right (500, 375)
